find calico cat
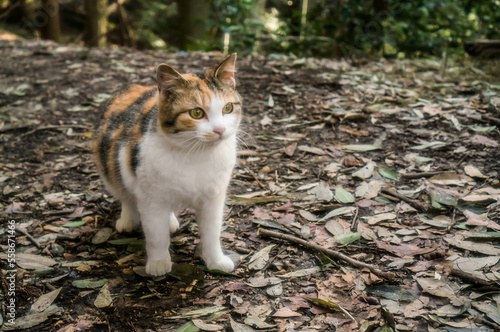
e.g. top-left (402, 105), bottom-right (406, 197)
top-left (93, 54), bottom-right (241, 276)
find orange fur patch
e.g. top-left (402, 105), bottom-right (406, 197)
top-left (104, 85), bottom-right (155, 120)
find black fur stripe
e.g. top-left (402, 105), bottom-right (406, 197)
top-left (130, 143), bottom-right (140, 175)
top-left (98, 134), bottom-right (111, 179)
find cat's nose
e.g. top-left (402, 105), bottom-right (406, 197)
top-left (213, 127), bottom-right (226, 138)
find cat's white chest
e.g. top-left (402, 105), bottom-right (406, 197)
top-left (133, 133), bottom-right (236, 208)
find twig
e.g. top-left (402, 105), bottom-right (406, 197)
top-left (42, 209), bottom-right (75, 216)
top-left (259, 228), bottom-right (396, 281)
top-left (450, 267), bottom-right (493, 287)
top-left (448, 208), bottom-right (457, 231)
top-left (16, 227), bottom-right (43, 249)
top-left (381, 188), bottom-right (429, 212)
top-left (401, 171), bottom-right (440, 179)
top-left (350, 207), bottom-right (359, 232)
top-left (20, 124), bottom-right (91, 138)
top-left (242, 163), bottom-right (267, 189)
top-left (0, 124), bottom-right (31, 133)
top-left (0, 0), bottom-right (20, 20)
top-left (483, 115), bottom-right (500, 126)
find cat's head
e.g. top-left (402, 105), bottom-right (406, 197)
top-left (156, 54), bottom-right (242, 149)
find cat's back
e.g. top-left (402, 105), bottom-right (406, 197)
top-left (93, 84), bottom-right (159, 196)
top-left (96, 85), bottom-right (158, 129)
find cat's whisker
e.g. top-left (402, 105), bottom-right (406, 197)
top-left (186, 137), bottom-right (205, 156)
top-left (237, 130), bottom-right (255, 145)
top-left (175, 133), bottom-right (200, 150)
top-left (235, 137), bottom-right (247, 151)
top-left (234, 130), bottom-right (253, 151)
top-left (185, 140), bottom-right (199, 156)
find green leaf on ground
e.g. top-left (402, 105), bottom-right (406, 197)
top-left (72, 278), bottom-right (109, 289)
top-left (379, 168), bottom-right (399, 181)
top-left (343, 144), bottom-right (381, 152)
top-left (335, 232), bottom-right (363, 245)
top-left (335, 185), bottom-right (355, 203)
top-left (62, 221), bottom-right (86, 228)
top-left (108, 238), bottom-right (138, 245)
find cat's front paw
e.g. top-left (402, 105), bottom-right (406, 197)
top-left (206, 255), bottom-right (235, 272)
top-left (145, 258), bottom-right (172, 276)
top-left (116, 216), bottom-right (140, 233)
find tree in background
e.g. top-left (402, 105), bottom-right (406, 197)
top-left (40, 0), bottom-right (60, 43)
top-left (177, 0), bottom-right (210, 50)
top-left (85, 0), bottom-right (107, 47)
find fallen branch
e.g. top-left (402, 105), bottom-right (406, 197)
top-left (381, 188), bottom-right (429, 212)
top-left (0, 124), bottom-right (31, 133)
top-left (259, 228), bottom-right (396, 282)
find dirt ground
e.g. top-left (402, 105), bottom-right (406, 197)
top-left (1, 39), bottom-right (500, 331)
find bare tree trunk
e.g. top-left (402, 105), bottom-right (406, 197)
top-left (40, 0), bottom-right (61, 43)
top-left (21, 0), bottom-right (36, 21)
top-left (85, 0), bottom-right (107, 47)
top-left (177, 0), bottom-right (210, 50)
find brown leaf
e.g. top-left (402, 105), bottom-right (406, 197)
top-left (374, 240), bottom-right (437, 257)
top-left (283, 142), bottom-right (297, 157)
top-left (417, 278), bottom-right (456, 298)
top-left (470, 134), bottom-right (499, 147)
top-left (464, 210), bottom-right (500, 230)
top-left (252, 207), bottom-right (272, 220)
top-left (343, 155), bottom-right (363, 167)
top-left (297, 145), bottom-right (326, 155)
top-left (272, 307), bottom-right (302, 317)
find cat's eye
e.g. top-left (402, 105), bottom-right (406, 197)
top-left (222, 103), bottom-right (233, 114)
top-left (189, 108), bottom-right (205, 119)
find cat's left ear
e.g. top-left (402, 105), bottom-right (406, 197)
top-left (157, 64), bottom-right (184, 91)
top-left (214, 53), bottom-right (237, 87)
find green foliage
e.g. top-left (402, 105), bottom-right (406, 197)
top-left (123, 0), bottom-right (177, 49)
top-left (188, 0), bottom-right (500, 57)
top-left (301, 0), bottom-right (500, 58)
top-left (4, 0), bottom-right (498, 57)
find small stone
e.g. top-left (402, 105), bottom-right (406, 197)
top-left (50, 243), bottom-right (65, 256)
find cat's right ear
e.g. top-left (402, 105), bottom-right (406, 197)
top-left (156, 64), bottom-right (183, 91)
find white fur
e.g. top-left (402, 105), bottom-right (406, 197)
top-left (116, 96), bottom-right (240, 276)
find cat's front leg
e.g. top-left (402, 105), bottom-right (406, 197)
top-left (197, 194), bottom-right (234, 272)
top-left (138, 201), bottom-right (173, 276)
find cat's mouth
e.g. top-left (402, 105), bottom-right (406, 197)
top-left (203, 132), bottom-right (225, 143)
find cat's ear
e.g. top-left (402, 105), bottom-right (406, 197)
top-left (214, 53), bottom-right (237, 87)
top-left (156, 64), bottom-right (183, 91)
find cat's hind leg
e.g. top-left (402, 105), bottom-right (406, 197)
top-left (169, 212), bottom-right (180, 233)
top-left (116, 202), bottom-right (140, 233)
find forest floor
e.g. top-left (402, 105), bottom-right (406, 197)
top-left (1, 40), bottom-right (500, 332)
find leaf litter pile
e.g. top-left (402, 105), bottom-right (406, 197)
top-left (1, 40), bottom-right (500, 331)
